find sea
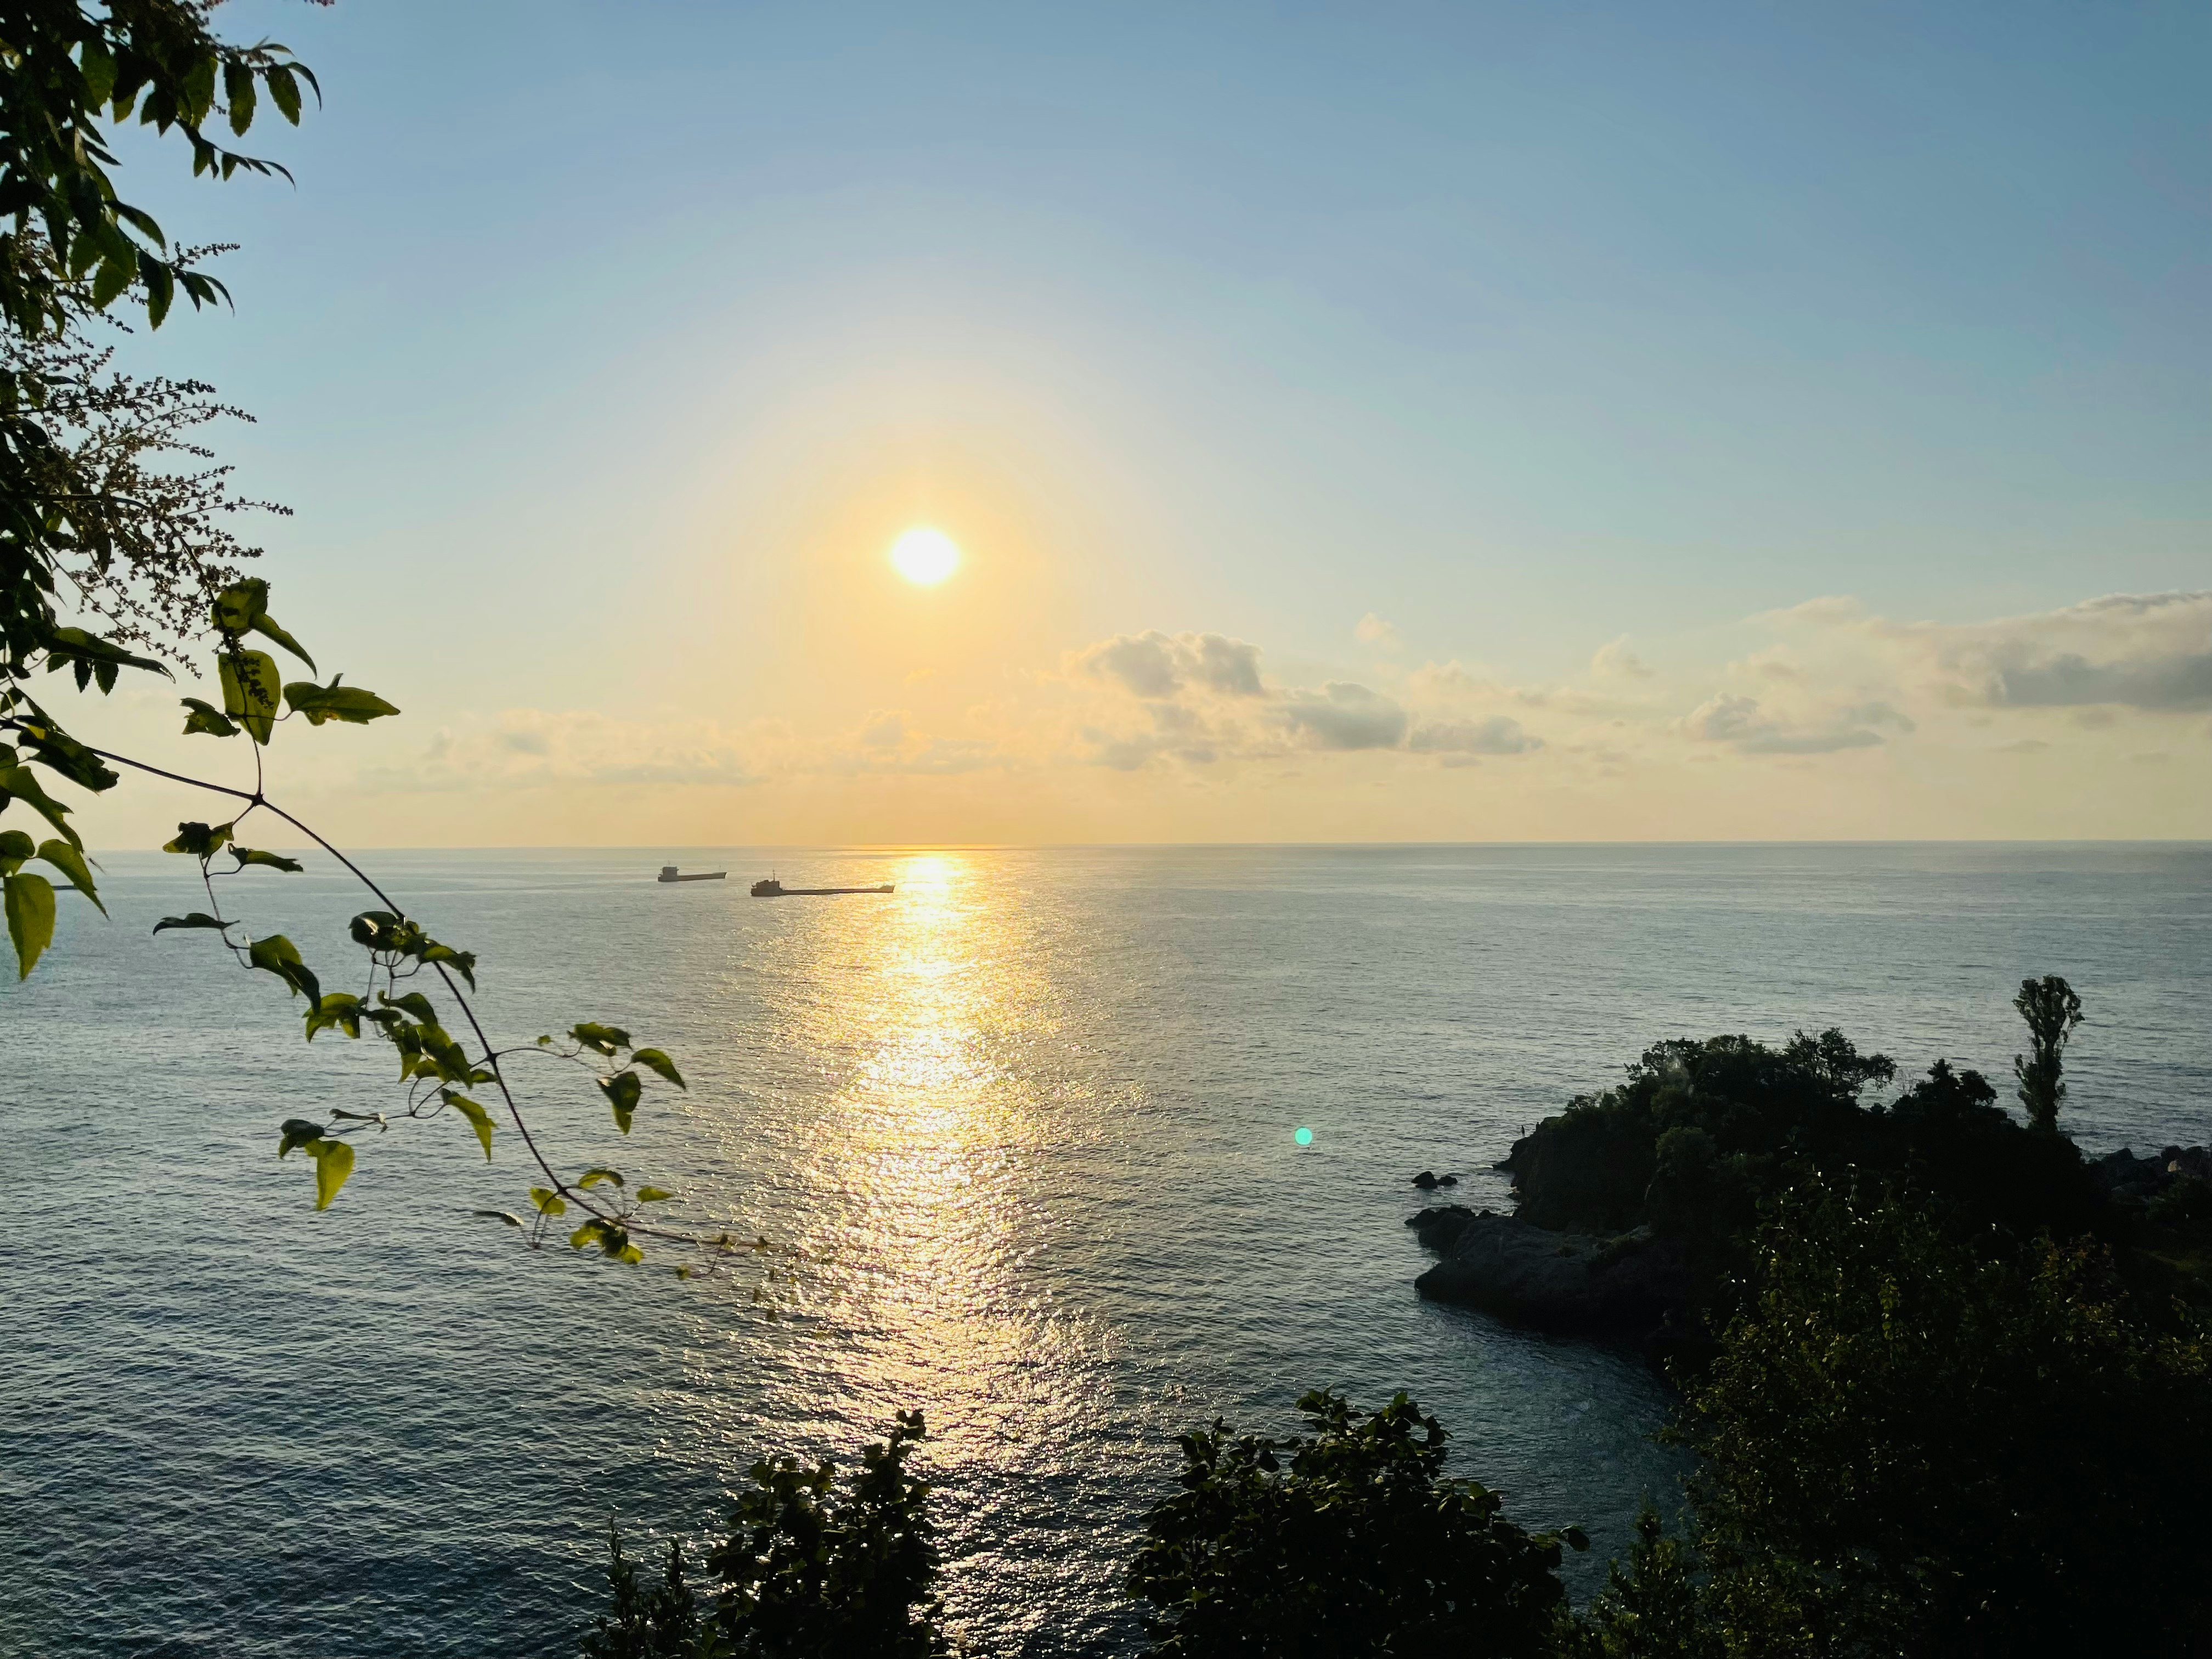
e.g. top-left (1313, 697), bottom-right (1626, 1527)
top-left (4, 844), bottom-right (2208, 1657)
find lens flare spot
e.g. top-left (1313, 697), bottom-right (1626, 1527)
top-left (1294, 1126), bottom-right (1313, 1147)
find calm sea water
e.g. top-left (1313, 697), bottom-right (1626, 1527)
top-left (4, 844), bottom-right (2209, 1657)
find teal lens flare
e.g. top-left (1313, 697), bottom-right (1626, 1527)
top-left (1294, 1126), bottom-right (1313, 1147)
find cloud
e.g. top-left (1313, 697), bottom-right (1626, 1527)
top-left (1591, 636), bottom-right (1654, 679)
top-left (371, 710), bottom-right (763, 791)
top-left (1080, 630), bottom-right (1264, 698)
top-left (1070, 630), bottom-right (1547, 766)
top-left (857, 710), bottom-right (907, 749)
top-left (1681, 693), bottom-right (1909, 756)
top-left (1788, 590), bottom-right (2212, 713)
top-left (1355, 612), bottom-right (1401, 647)
top-left (1278, 681), bottom-right (1409, 751)
top-left (1409, 716), bottom-right (1542, 755)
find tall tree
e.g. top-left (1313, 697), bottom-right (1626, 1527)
top-left (2013, 974), bottom-right (2084, 1133)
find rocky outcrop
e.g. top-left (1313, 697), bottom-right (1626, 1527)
top-left (2091, 1145), bottom-right (2212, 1200)
top-left (1406, 1205), bottom-right (1690, 1340)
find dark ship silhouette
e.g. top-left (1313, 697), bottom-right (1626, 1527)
top-left (749, 873), bottom-right (894, 898)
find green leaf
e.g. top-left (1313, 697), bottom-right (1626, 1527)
top-left (230, 848), bottom-right (304, 873)
top-left (380, 991), bottom-right (438, 1024)
top-left (419, 944), bottom-right (477, 991)
top-left (163, 821), bottom-right (234, 858)
top-left (0, 763), bottom-right (81, 850)
top-left (140, 253), bottom-right (173, 328)
top-left (349, 909), bottom-right (400, 948)
top-left (631, 1048), bottom-right (687, 1090)
top-left (529, 1185), bottom-right (568, 1217)
top-left (247, 934), bottom-right (321, 1005)
top-left (635, 1186), bottom-right (674, 1203)
top-left (598, 1070), bottom-right (643, 1134)
top-left (218, 650), bottom-right (283, 744)
top-left (180, 697), bottom-right (240, 737)
top-left (283, 679), bottom-right (398, 727)
top-left (4, 872), bottom-right (57, 979)
top-left (34, 841), bottom-right (103, 915)
top-left (571, 1022), bottom-right (631, 1056)
top-left (211, 579), bottom-right (270, 635)
top-left (80, 39), bottom-right (118, 106)
top-left (444, 1092), bottom-right (494, 1160)
top-left (305, 1138), bottom-right (354, 1209)
top-left (475, 1208), bottom-right (524, 1228)
top-left (0, 830), bottom-right (32, 873)
top-left (9, 715), bottom-right (120, 792)
top-left (247, 614), bottom-right (315, 670)
top-left (44, 627), bottom-right (168, 691)
top-left (223, 59), bottom-right (256, 135)
top-left (277, 1118), bottom-right (326, 1157)
top-left (153, 912), bottom-right (230, 935)
top-left (304, 992), bottom-right (363, 1041)
top-left (267, 64), bottom-right (303, 125)
top-left (568, 1220), bottom-right (639, 1261)
top-left (578, 1166), bottom-right (624, 1189)
top-left (91, 255), bottom-right (132, 310)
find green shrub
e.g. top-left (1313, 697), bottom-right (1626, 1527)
top-left (1657, 1187), bottom-right (2212, 1656)
top-left (1130, 1389), bottom-right (1584, 1658)
top-left (703, 1409), bottom-right (948, 1659)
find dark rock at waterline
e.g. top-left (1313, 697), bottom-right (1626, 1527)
top-left (2091, 1145), bottom-right (2212, 1200)
top-left (1406, 1205), bottom-right (1690, 1339)
top-left (1410, 1171), bottom-right (1460, 1190)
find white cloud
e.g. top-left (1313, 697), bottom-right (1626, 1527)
top-left (1786, 590), bottom-right (2212, 713)
top-left (1409, 716), bottom-right (1542, 755)
top-left (1279, 682), bottom-right (1410, 751)
top-left (1681, 693), bottom-right (1911, 756)
top-left (1079, 630), bottom-right (1265, 699)
top-left (857, 710), bottom-right (906, 749)
top-left (1355, 612), bottom-right (1401, 647)
top-left (1590, 635), bottom-right (1654, 679)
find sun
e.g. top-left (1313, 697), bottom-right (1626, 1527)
top-left (889, 526), bottom-right (960, 586)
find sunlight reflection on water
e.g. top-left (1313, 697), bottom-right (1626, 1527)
top-left (7, 844), bottom-right (2207, 1656)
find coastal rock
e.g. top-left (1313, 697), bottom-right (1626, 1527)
top-left (1405, 1205), bottom-right (1689, 1339)
top-left (2091, 1146), bottom-right (2212, 1200)
top-left (1409, 1171), bottom-right (1463, 1192)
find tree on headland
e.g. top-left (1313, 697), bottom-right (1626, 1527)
top-left (2013, 972), bottom-right (2084, 1133)
top-left (1, 2), bottom-right (731, 1270)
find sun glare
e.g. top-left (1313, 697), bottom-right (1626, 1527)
top-left (890, 527), bottom-right (960, 586)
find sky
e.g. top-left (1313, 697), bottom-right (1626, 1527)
top-left (74, 0), bottom-right (2212, 845)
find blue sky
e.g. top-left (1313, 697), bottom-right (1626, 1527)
top-left (86, 0), bottom-right (2211, 843)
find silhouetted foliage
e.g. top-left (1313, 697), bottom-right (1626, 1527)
top-left (585, 1524), bottom-right (700, 1659)
top-left (1499, 1017), bottom-right (2128, 1349)
top-left (2012, 973), bottom-right (2083, 1133)
top-left (1643, 1185), bottom-right (2212, 1657)
top-left (1563, 1511), bottom-right (1714, 1659)
top-left (1130, 1389), bottom-right (1584, 1659)
top-left (1506, 1029), bottom-right (1897, 1238)
top-left (701, 1409), bottom-right (949, 1659)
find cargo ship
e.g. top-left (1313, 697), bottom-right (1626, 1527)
top-left (749, 876), bottom-right (895, 898)
top-left (657, 866), bottom-right (727, 883)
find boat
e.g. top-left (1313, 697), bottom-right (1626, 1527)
top-left (657, 866), bottom-right (727, 883)
top-left (749, 876), bottom-right (895, 898)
